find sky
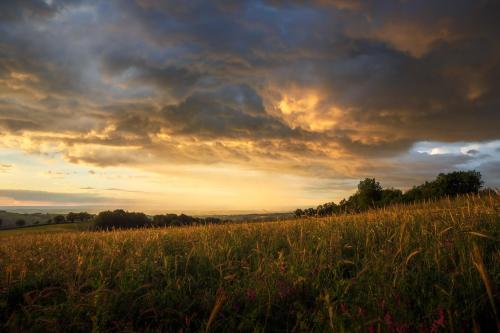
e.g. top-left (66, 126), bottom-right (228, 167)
top-left (0, 0), bottom-right (499, 214)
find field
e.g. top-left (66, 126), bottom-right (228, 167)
top-left (0, 195), bottom-right (499, 332)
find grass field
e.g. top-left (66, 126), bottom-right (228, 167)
top-left (0, 195), bottom-right (499, 332)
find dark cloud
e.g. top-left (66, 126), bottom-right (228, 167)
top-left (467, 149), bottom-right (479, 155)
top-left (0, 0), bottom-right (78, 21)
top-left (0, 0), bottom-right (499, 187)
top-left (160, 85), bottom-right (310, 140)
top-left (336, 135), bottom-right (415, 157)
top-left (0, 118), bottom-right (39, 132)
top-left (100, 53), bottom-right (204, 98)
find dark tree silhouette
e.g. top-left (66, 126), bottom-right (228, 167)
top-left (296, 170), bottom-right (484, 217)
top-left (381, 188), bottom-right (403, 206)
top-left (67, 212), bottom-right (93, 223)
top-left (294, 209), bottom-right (304, 217)
top-left (94, 210), bottom-right (151, 230)
top-left (356, 178), bottom-right (383, 210)
top-left (152, 213), bottom-right (222, 227)
top-left (402, 170), bottom-right (483, 202)
top-left (54, 215), bottom-right (66, 224)
top-left (434, 170), bottom-right (483, 196)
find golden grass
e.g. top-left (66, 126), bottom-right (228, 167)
top-left (0, 194), bottom-right (499, 332)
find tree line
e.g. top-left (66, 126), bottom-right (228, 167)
top-left (295, 170), bottom-right (486, 217)
top-left (93, 210), bottom-right (223, 230)
top-left (43, 212), bottom-right (93, 225)
top-left (0, 212), bottom-right (94, 229)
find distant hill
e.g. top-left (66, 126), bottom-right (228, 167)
top-left (0, 211), bottom-right (58, 229)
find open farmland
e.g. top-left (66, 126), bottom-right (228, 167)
top-left (0, 195), bottom-right (499, 332)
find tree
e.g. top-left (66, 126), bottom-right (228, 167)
top-left (67, 212), bottom-right (93, 223)
top-left (153, 213), bottom-right (221, 227)
top-left (305, 208), bottom-right (316, 216)
top-left (434, 170), bottom-right (483, 197)
top-left (380, 188), bottom-right (403, 206)
top-left (316, 202), bottom-right (338, 216)
top-left (79, 212), bottom-right (93, 221)
top-left (67, 212), bottom-right (77, 223)
top-left (402, 170), bottom-right (483, 202)
top-left (16, 219), bottom-right (25, 227)
top-left (402, 186), bottom-right (424, 203)
top-left (54, 215), bottom-right (66, 224)
top-left (0, 218), bottom-right (3, 226)
top-left (356, 178), bottom-right (382, 209)
top-left (294, 209), bottom-right (304, 217)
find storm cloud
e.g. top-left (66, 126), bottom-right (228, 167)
top-left (1, 0), bottom-right (499, 188)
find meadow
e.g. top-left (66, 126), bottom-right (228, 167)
top-left (0, 195), bottom-right (498, 332)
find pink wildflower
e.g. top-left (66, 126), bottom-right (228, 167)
top-left (430, 308), bottom-right (445, 333)
top-left (357, 306), bottom-right (365, 317)
top-left (384, 313), bottom-right (394, 332)
top-left (340, 303), bottom-right (349, 316)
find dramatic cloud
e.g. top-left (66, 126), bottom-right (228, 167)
top-left (0, 0), bottom-right (499, 210)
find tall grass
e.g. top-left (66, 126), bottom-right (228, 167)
top-left (0, 194), bottom-right (499, 332)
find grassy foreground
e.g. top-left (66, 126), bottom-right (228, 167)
top-left (0, 196), bottom-right (499, 332)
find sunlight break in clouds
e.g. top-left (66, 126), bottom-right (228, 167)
top-left (0, 0), bottom-right (499, 212)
